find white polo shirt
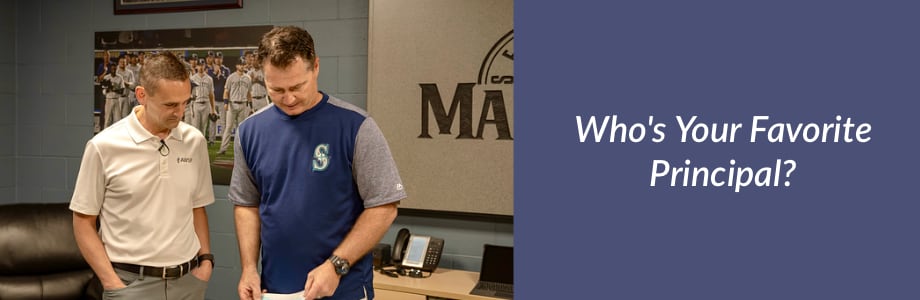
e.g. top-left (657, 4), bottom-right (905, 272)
top-left (70, 106), bottom-right (215, 267)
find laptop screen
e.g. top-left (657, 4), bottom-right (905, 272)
top-left (479, 244), bottom-right (513, 284)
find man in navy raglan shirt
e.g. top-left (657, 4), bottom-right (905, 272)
top-left (229, 26), bottom-right (405, 300)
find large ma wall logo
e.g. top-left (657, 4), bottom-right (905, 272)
top-left (419, 30), bottom-right (514, 140)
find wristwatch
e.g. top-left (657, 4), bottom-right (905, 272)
top-left (328, 255), bottom-right (350, 276)
top-left (198, 254), bottom-right (215, 267)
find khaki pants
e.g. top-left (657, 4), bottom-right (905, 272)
top-left (103, 268), bottom-right (208, 300)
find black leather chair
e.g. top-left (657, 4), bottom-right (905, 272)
top-left (0, 203), bottom-right (101, 299)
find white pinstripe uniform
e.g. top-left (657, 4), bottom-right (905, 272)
top-left (116, 66), bottom-right (136, 120)
top-left (189, 72), bottom-right (214, 135)
top-left (218, 70), bottom-right (251, 154)
top-left (125, 62), bottom-right (142, 109)
top-left (248, 68), bottom-right (269, 111)
top-left (102, 71), bottom-right (126, 129)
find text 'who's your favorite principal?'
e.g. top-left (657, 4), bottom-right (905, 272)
top-left (576, 115), bottom-right (872, 193)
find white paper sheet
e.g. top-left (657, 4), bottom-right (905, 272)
top-left (261, 291), bottom-right (305, 300)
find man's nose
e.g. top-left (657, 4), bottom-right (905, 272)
top-left (279, 94), bottom-right (289, 103)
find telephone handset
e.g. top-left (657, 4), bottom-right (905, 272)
top-left (392, 228), bottom-right (444, 273)
top-left (392, 228), bottom-right (411, 263)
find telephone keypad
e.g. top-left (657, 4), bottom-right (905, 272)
top-left (425, 239), bottom-right (444, 269)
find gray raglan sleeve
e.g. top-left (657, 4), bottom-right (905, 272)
top-left (228, 130), bottom-right (261, 206)
top-left (354, 117), bottom-right (407, 208)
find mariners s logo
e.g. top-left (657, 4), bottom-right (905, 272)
top-left (312, 144), bottom-right (330, 171)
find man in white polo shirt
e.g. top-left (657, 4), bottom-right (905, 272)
top-left (70, 52), bottom-right (215, 300)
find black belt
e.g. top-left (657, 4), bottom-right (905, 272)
top-left (231, 101), bottom-right (248, 103)
top-left (113, 257), bottom-right (199, 279)
top-left (253, 96), bottom-right (266, 99)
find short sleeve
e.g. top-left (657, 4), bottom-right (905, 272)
top-left (191, 135), bottom-right (215, 208)
top-left (353, 117), bottom-right (407, 208)
top-left (69, 140), bottom-right (106, 215)
top-left (228, 129), bottom-right (261, 206)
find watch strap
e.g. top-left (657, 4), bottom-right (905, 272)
top-left (198, 253), bottom-right (215, 267)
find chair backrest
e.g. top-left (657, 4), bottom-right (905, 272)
top-left (0, 203), bottom-right (89, 275)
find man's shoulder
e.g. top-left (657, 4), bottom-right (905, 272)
top-left (326, 95), bottom-right (369, 119)
top-left (89, 121), bottom-right (132, 148)
top-left (240, 107), bottom-right (271, 126)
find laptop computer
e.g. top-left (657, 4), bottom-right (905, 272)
top-left (469, 244), bottom-right (514, 299)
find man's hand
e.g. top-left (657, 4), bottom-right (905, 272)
top-left (191, 260), bottom-right (213, 282)
top-left (303, 261), bottom-right (340, 299)
top-left (101, 279), bottom-right (127, 291)
top-left (238, 269), bottom-right (264, 300)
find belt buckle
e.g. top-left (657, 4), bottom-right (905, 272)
top-left (161, 264), bottom-right (183, 279)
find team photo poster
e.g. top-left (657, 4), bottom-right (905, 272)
top-left (93, 25), bottom-right (272, 184)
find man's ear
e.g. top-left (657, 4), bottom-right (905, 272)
top-left (135, 86), bottom-right (146, 105)
top-left (311, 57), bottom-right (320, 76)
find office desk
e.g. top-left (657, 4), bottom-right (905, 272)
top-left (373, 268), bottom-right (499, 300)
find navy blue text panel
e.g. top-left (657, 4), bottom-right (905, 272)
top-left (516, 1), bottom-right (920, 299)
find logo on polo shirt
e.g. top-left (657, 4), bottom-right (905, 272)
top-left (177, 157), bottom-right (193, 164)
top-left (312, 144), bottom-right (330, 171)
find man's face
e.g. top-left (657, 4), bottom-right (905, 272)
top-left (264, 56), bottom-right (320, 116)
top-left (118, 58), bottom-right (126, 69)
top-left (138, 79), bottom-right (191, 132)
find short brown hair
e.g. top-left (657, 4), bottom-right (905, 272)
top-left (138, 52), bottom-right (189, 96)
top-left (256, 26), bottom-right (317, 69)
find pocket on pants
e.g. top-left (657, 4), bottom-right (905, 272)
top-left (183, 272), bottom-right (210, 298)
top-left (107, 269), bottom-right (141, 290)
top-left (103, 269), bottom-right (143, 299)
top-left (189, 273), bottom-right (209, 285)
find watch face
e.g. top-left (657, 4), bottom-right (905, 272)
top-left (332, 257), bottom-right (349, 275)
